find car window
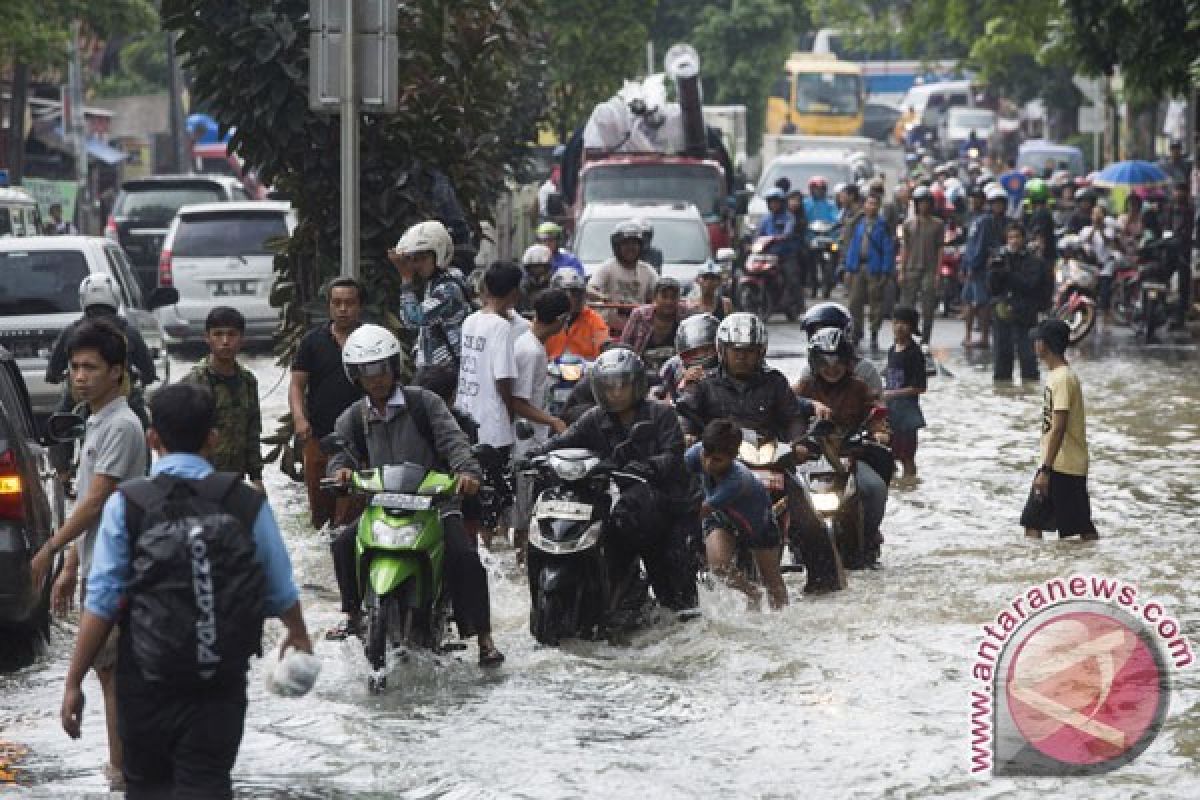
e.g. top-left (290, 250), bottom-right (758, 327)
top-left (759, 162), bottom-right (853, 197)
top-left (0, 249), bottom-right (90, 315)
top-left (770, 73), bottom-right (791, 100)
top-left (172, 212), bottom-right (288, 258)
top-left (0, 365), bottom-right (35, 440)
top-left (232, 186), bottom-right (251, 201)
top-left (102, 247), bottom-right (137, 308)
top-left (115, 186), bottom-right (223, 218)
top-left (0, 209), bottom-right (11, 237)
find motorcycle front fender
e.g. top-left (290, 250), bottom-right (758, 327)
top-left (538, 563), bottom-right (577, 593)
top-left (367, 555), bottom-right (421, 599)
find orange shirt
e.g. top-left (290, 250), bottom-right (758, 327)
top-left (545, 306), bottom-right (610, 360)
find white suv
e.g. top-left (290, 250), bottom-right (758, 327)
top-left (0, 236), bottom-right (173, 415)
top-left (155, 201), bottom-right (295, 345)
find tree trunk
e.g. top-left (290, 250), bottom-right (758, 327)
top-left (1125, 99), bottom-right (1157, 160)
top-left (6, 61), bottom-right (29, 183)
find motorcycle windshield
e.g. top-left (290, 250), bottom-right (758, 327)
top-left (378, 463), bottom-right (430, 493)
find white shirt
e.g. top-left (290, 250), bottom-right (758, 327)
top-left (456, 310), bottom-right (518, 447)
top-left (512, 329), bottom-right (549, 456)
top-left (1080, 224), bottom-right (1111, 275)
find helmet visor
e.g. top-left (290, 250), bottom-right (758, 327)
top-left (346, 360), bottom-right (394, 380)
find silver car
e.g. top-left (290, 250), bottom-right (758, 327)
top-left (155, 201), bottom-right (295, 345)
top-left (0, 236), bottom-right (172, 416)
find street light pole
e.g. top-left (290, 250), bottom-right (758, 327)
top-left (340, 0), bottom-right (359, 278)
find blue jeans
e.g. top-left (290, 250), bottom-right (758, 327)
top-left (993, 318), bottom-right (1038, 382)
top-left (855, 462), bottom-right (887, 548)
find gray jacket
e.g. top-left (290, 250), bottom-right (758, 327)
top-left (328, 387), bottom-right (481, 481)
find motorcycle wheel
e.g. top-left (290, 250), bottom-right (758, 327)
top-left (1111, 279), bottom-right (1136, 326)
top-left (532, 589), bottom-right (565, 647)
top-left (834, 504), bottom-right (867, 571)
top-left (821, 260), bottom-right (835, 299)
top-left (1060, 301), bottom-right (1096, 344)
top-left (365, 593), bottom-right (403, 692)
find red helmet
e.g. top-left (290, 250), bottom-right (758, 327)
top-left (930, 187), bottom-right (947, 208)
top-left (808, 176), bottom-right (828, 192)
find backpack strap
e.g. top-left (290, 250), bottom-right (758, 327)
top-left (120, 474), bottom-right (178, 542)
top-left (195, 471), bottom-right (266, 534)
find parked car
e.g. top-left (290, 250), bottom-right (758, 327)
top-left (0, 345), bottom-right (62, 666)
top-left (747, 150), bottom-right (871, 233)
top-left (0, 236), bottom-right (174, 417)
top-left (155, 201), bottom-right (295, 345)
top-left (106, 175), bottom-right (251, 296)
top-left (572, 202), bottom-right (728, 286)
top-left (0, 187), bottom-right (44, 238)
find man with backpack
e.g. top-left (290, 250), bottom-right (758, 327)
top-left (60, 382), bottom-right (312, 799)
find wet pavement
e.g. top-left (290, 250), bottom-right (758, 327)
top-left (2, 305), bottom-right (1198, 798)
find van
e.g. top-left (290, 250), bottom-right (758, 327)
top-left (0, 188), bottom-right (44, 238)
top-left (898, 80), bottom-right (975, 118)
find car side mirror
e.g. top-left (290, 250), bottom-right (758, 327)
top-left (46, 412), bottom-right (87, 443)
top-left (146, 286), bottom-right (180, 310)
top-left (546, 192), bottom-right (565, 217)
top-left (735, 189), bottom-right (752, 215)
top-left (716, 247), bottom-right (735, 264)
top-left (514, 419), bottom-right (536, 440)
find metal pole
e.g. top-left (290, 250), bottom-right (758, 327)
top-left (646, 41), bottom-right (654, 77)
top-left (67, 21), bottom-right (90, 233)
top-left (341, 0), bottom-right (359, 278)
top-left (166, 31), bottom-right (189, 173)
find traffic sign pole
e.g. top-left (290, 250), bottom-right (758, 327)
top-left (340, 0), bottom-right (359, 279)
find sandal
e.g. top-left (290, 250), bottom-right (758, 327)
top-left (478, 644), bottom-right (506, 668)
top-left (325, 616), bottom-right (362, 641)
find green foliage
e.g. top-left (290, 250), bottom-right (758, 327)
top-left (0, 0), bottom-right (157, 69)
top-left (162, 0), bottom-right (543, 467)
top-left (691, 0), bottom-right (798, 147)
top-left (542, 0), bottom-right (656, 141)
top-left (91, 35), bottom-right (170, 98)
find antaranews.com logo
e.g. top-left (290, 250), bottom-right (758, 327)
top-left (968, 574), bottom-right (1193, 776)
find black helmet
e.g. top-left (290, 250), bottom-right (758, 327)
top-left (801, 301), bottom-right (853, 339)
top-left (675, 313), bottom-right (719, 367)
top-left (590, 346), bottom-right (647, 413)
top-left (807, 327), bottom-right (855, 374)
top-left (610, 221), bottom-right (644, 258)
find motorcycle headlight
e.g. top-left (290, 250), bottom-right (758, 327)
top-left (529, 520), bottom-right (602, 554)
top-left (560, 364), bottom-right (584, 382)
top-left (550, 458), bottom-right (589, 481)
top-left (811, 492), bottom-right (841, 514)
top-left (372, 521), bottom-right (422, 547)
top-left (831, 242), bottom-right (839, 253)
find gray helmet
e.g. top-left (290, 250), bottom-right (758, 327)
top-left (550, 268), bottom-right (586, 292)
top-left (654, 275), bottom-right (682, 295)
top-left (590, 346), bottom-right (647, 413)
top-left (807, 326), bottom-right (855, 373)
top-left (911, 186), bottom-right (933, 204)
top-left (610, 220), bottom-right (645, 256)
top-left (675, 313), bottom-right (719, 367)
top-left (716, 312), bottom-right (767, 371)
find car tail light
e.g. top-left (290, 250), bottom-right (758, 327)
top-left (0, 450), bottom-right (25, 521)
top-left (104, 215), bottom-right (118, 241)
top-left (158, 248), bottom-right (174, 287)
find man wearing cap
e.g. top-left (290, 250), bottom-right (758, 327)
top-left (686, 261), bottom-right (733, 320)
top-left (535, 221), bottom-right (584, 275)
top-left (1021, 319), bottom-right (1097, 541)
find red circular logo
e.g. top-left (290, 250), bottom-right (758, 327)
top-left (1005, 610), bottom-right (1164, 766)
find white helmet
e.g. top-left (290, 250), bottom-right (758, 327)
top-left (550, 267), bottom-right (586, 292)
top-left (342, 324), bottom-right (402, 382)
top-left (984, 184), bottom-right (1008, 202)
top-left (79, 274), bottom-right (121, 313)
top-left (394, 220), bottom-right (453, 268)
top-left (522, 243), bottom-right (552, 266)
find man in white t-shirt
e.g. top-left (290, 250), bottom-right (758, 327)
top-left (510, 289), bottom-right (572, 562)
top-left (456, 262), bottom-right (524, 450)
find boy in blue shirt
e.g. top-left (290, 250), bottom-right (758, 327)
top-left (685, 418), bottom-right (787, 610)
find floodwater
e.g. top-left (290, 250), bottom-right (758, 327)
top-left (2, 319), bottom-right (1198, 798)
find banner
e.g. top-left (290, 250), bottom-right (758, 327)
top-left (20, 178), bottom-right (80, 225)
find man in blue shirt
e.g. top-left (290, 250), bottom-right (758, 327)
top-left (998, 158), bottom-right (1027, 220)
top-left (803, 177), bottom-right (839, 228)
top-left (61, 383), bottom-right (311, 799)
top-left (843, 193), bottom-right (897, 351)
top-left (536, 221), bottom-right (585, 275)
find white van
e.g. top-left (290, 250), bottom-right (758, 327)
top-left (898, 80), bottom-right (975, 118)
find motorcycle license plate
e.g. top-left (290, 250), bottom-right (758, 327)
top-left (553, 388), bottom-right (572, 403)
top-left (372, 493), bottom-right (432, 511)
top-left (534, 499), bottom-right (592, 520)
top-left (751, 470), bottom-right (785, 491)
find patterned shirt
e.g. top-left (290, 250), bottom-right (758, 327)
top-left (182, 356), bottom-right (263, 481)
top-left (399, 270), bottom-right (470, 367)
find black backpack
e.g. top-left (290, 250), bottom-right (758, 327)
top-left (119, 472), bottom-right (267, 688)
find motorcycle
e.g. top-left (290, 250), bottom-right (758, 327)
top-left (546, 353), bottom-right (588, 418)
top-left (795, 419), bottom-right (876, 571)
top-left (735, 431), bottom-right (797, 578)
top-left (737, 235), bottom-right (795, 323)
top-left (520, 422), bottom-right (655, 646)
top-left (320, 437), bottom-right (457, 692)
top-left (1110, 233), bottom-right (1175, 341)
top-left (938, 220), bottom-right (964, 317)
top-left (1051, 236), bottom-right (1099, 344)
top-left (808, 221), bottom-right (842, 299)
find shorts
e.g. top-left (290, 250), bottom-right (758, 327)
top-left (1019, 470), bottom-right (1098, 539)
top-left (961, 272), bottom-right (990, 306)
top-left (891, 430), bottom-right (918, 462)
top-left (702, 509), bottom-right (781, 550)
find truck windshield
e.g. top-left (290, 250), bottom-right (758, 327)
top-left (575, 218), bottom-right (710, 265)
top-left (582, 165), bottom-right (723, 217)
top-left (794, 72), bottom-right (862, 115)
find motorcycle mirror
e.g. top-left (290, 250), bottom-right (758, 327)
top-left (514, 419), bottom-right (536, 440)
top-left (146, 286), bottom-right (180, 311)
top-left (318, 433), bottom-right (346, 456)
top-left (45, 412), bottom-right (87, 443)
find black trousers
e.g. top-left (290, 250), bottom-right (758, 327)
top-left (332, 512), bottom-right (492, 637)
top-left (1176, 258), bottom-right (1192, 323)
top-left (118, 668), bottom-right (247, 800)
top-left (993, 318), bottom-right (1037, 381)
top-left (606, 487), bottom-right (698, 612)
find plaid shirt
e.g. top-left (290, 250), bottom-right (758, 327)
top-left (620, 304), bottom-right (678, 355)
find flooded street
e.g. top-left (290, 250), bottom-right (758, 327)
top-left (3, 320), bottom-right (1198, 798)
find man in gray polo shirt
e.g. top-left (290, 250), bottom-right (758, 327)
top-left (30, 317), bottom-right (146, 787)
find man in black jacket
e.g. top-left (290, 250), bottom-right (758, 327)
top-left (988, 223), bottom-right (1047, 382)
top-left (534, 347), bottom-right (697, 612)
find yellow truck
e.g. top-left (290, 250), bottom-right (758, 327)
top-left (765, 53), bottom-right (864, 137)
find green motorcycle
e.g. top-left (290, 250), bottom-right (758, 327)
top-left (321, 444), bottom-right (457, 692)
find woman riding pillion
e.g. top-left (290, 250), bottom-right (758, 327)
top-left (325, 324), bottom-right (504, 666)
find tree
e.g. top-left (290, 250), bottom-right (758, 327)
top-left (542, 0), bottom-right (655, 141)
top-left (162, 0), bottom-right (544, 466)
top-left (691, 0), bottom-right (798, 147)
top-left (90, 34), bottom-right (171, 97)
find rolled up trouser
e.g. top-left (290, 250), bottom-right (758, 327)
top-left (855, 461), bottom-right (887, 554)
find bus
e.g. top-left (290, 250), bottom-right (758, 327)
top-left (808, 28), bottom-right (962, 107)
top-left (765, 53), bottom-right (864, 137)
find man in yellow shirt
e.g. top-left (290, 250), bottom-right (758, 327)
top-left (1021, 319), bottom-right (1098, 540)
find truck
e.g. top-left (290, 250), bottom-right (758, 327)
top-left (552, 44), bottom-right (744, 254)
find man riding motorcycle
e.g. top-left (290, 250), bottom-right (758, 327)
top-left (792, 326), bottom-right (891, 570)
top-left (658, 313), bottom-right (720, 402)
top-left (620, 275), bottom-right (684, 373)
top-left (756, 187), bottom-right (803, 311)
top-left (675, 314), bottom-right (842, 592)
top-left (796, 302), bottom-right (884, 401)
top-left (588, 220), bottom-right (659, 335)
top-left (518, 243), bottom-right (554, 312)
top-left (531, 347), bottom-right (699, 614)
top-left (545, 268), bottom-right (609, 360)
top-left (325, 324), bottom-right (504, 666)
top-left (804, 177), bottom-right (839, 227)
